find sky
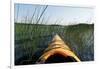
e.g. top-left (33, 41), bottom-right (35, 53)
top-left (14, 3), bottom-right (94, 25)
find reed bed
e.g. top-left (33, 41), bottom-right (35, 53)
top-left (14, 5), bottom-right (94, 65)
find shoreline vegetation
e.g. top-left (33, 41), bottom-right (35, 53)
top-left (14, 4), bottom-right (94, 65)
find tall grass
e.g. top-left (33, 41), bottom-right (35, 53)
top-left (15, 4), bottom-right (94, 65)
